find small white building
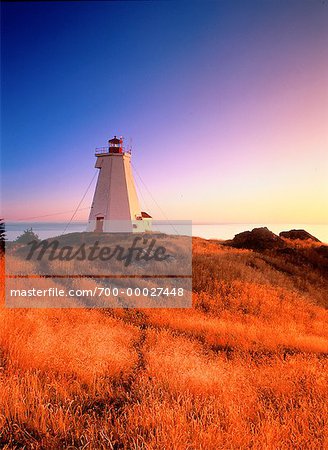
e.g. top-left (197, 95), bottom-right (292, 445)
top-left (87, 136), bottom-right (152, 233)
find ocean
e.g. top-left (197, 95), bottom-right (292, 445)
top-left (5, 222), bottom-right (328, 244)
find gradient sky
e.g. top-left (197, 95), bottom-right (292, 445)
top-left (1, 0), bottom-right (327, 223)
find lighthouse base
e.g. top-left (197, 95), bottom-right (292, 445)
top-left (86, 219), bottom-right (152, 233)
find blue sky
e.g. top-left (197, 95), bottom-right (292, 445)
top-left (1, 1), bottom-right (327, 223)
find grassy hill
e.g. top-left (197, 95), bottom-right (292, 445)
top-left (0, 235), bottom-right (327, 449)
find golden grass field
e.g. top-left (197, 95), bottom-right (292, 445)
top-left (0, 237), bottom-right (328, 449)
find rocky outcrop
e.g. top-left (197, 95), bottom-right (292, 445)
top-left (279, 229), bottom-right (321, 242)
top-left (227, 227), bottom-right (286, 251)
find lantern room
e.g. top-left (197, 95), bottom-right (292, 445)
top-left (108, 136), bottom-right (123, 154)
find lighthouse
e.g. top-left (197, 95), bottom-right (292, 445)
top-left (87, 136), bottom-right (152, 233)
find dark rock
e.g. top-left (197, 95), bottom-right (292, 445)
top-left (279, 229), bottom-right (321, 242)
top-left (227, 227), bottom-right (286, 251)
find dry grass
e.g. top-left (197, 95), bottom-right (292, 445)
top-left (0, 237), bottom-right (328, 449)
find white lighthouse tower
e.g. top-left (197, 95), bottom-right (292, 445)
top-left (87, 136), bottom-right (152, 233)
